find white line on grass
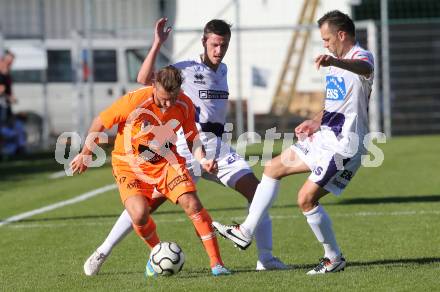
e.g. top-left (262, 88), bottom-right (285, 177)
top-left (4, 209), bottom-right (440, 229)
top-left (48, 170), bottom-right (68, 179)
top-left (0, 184), bottom-right (117, 227)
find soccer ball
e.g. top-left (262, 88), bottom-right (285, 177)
top-left (148, 241), bottom-right (185, 276)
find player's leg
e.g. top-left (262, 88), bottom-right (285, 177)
top-left (300, 152), bottom-right (362, 275)
top-left (85, 137), bottom-right (199, 276)
top-left (96, 194), bottom-right (166, 255)
top-left (83, 178), bottom-right (166, 275)
top-left (96, 210), bottom-right (132, 257)
top-left (83, 168), bottom-right (139, 276)
top-left (207, 139), bottom-right (287, 269)
top-left (213, 147), bottom-right (309, 248)
top-left (298, 180), bottom-right (346, 275)
top-left (177, 192), bottom-right (230, 274)
top-left (124, 194), bottom-right (163, 278)
top-left (243, 145), bottom-right (310, 232)
top-left (234, 171), bottom-right (287, 270)
top-left (162, 162), bottom-right (230, 276)
top-left (123, 195), bottom-right (160, 248)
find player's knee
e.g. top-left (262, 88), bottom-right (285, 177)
top-left (178, 193), bottom-right (203, 216)
top-left (130, 208), bottom-right (149, 225)
top-left (263, 162), bottom-right (279, 179)
top-left (297, 190), bottom-right (316, 212)
top-left (125, 195), bottom-right (150, 225)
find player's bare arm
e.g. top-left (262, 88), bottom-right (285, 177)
top-left (315, 54), bottom-right (373, 77)
top-left (137, 17), bottom-right (172, 85)
top-left (187, 140), bottom-right (218, 174)
top-left (70, 116), bottom-right (106, 175)
top-left (295, 111), bottom-right (323, 139)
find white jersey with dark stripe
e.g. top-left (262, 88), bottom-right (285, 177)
top-left (173, 56), bottom-right (229, 125)
top-left (320, 43), bottom-right (374, 156)
top-left (170, 57), bottom-right (252, 188)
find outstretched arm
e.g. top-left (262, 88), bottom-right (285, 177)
top-left (137, 17), bottom-right (172, 85)
top-left (70, 116), bottom-right (105, 174)
top-left (315, 54), bottom-right (373, 77)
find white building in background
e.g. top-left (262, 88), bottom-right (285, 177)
top-left (1, 0), bottom-right (359, 138)
top-left (1, 0), bottom-right (174, 138)
top-left (171, 0), bottom-right (353, 114)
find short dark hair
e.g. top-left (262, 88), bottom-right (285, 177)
top-left (155, 65), bottom-right (182, 94)
top-left (318, 10), bottom-right (355, 37)
top-left (203, 19), bottom-right (231, 39)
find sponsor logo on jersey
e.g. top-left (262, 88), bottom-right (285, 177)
top-left (194, 73), bottom-right (206, 84)
top-left (326, 76), bottom-right (346, 101)
top-left (168, 174), bottom-right (189, 190)
top-left (199, 90), bottom-right (229, 100)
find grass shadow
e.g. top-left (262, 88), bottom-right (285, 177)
top-left (335, 195), bottom-right (440, 205)
top-left (6, 194), bottom-right (440, 223)
top-left (231, 257), bottom-right (440, 274)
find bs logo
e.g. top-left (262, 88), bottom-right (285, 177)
top-left (326, 76), bottom-right (346, 101)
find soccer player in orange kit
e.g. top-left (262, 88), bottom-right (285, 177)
top-left (70, 66), bottom-right (230, 276)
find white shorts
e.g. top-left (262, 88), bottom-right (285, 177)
top-left (291, 133), bottom-right (362, 195)
top-left (176, 128), bottom-right (252, 188)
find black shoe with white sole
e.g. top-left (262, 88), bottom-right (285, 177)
top-left (307, 256), bottom-right (346, 275)
top-left (212, 221), bottom-right (252, 250)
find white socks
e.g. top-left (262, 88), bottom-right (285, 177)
top-left (97, 209), bottom-right (133, 256)
top-left (242, 174), bottom-right (280, 237)
top-left (254, 211), bottom-right (273, 262)
top-left (303, 205), bottom-right (341, 260)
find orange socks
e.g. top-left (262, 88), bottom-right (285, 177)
top-left (132, 217), bottom-right (160, 249)
top-left (189, 208), bottom-right (223, 267)
top-left (131, 209), bottom-right (223, 267)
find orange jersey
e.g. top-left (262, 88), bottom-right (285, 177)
top-left (99, 86), bottom-right (199, 173)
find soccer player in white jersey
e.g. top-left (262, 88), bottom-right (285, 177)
top-left (83, 18), bottom-right (286, 276)
top-left (213, 10), bottom-right (375, 275)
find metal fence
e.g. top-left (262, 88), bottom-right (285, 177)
top-left (387, 19), bottom-right (440, 135)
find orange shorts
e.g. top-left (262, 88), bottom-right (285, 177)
top-left (112, 161), bottom-right (196, 204)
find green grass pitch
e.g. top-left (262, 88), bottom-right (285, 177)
top-left (1, 135), bottom-right (439, 291)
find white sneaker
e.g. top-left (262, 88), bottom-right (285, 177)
top-left (212, 221), bottom-right (252, 250)
top-left (84, 251), bottom-right (107, 276)
top-left (306, 256), bottom-right (346, 275)
top-left (256, 257), bottom-right (288, 271)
